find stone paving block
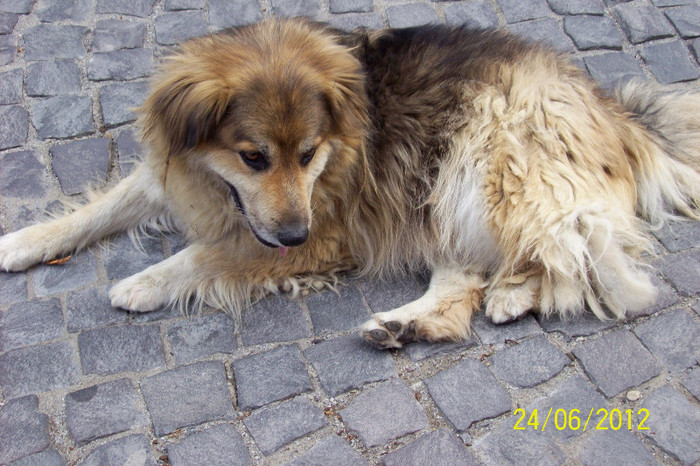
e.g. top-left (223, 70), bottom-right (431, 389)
top-left (0, 298), bottom-right (63, 351)
top-left (633, 308), bottom-right (700, 372)
top-left (359, 276), bottom-right (426, 314)
top-left (656, 251), bottom-right (700, 295)
top-left (51, 138), bottom-right (110, 195)
top-left (0, 12), bottom-right (18, 34)
top-left (694, 301), bottom-right (700, 316)
top-left (641, 41), bottom-right (700, 84)
top-left (0, 0), bottom-right (35, 13)
top-left (651, 0), bottom-right (694, 5)
top-left (546, 0), bottom-right (605, 15)
top-left (79, 323), bottom-right (164, 375)
top-left (166, 0), bottom-right (206, 10)
top-left (168, 424), bottom-right (251, 466)
top-left (692, 38), bottom-right (700, 62)
top-left (444, 1), bottom-right (499, 28)
top-left (96, 0), bottom-right (155, 17)
top-left (538, 311), bottom-right (616, 338)
top-left (330, 0), bottom-right (371, 14)
top-left (654, 219), bottom-right (700, 252)
top-left (681, 367), bottom-right (700, 400)
top-left (0, 271), bottom-right (27, 306)
top-left (25, 60), bottom-right (81, 96)
top-left (328, 13), bottom-right (384, 31)
top-left (489, 335), bottom-right (569, 388)
top-left (77, 434), bottom-right (156, 466)
top-left (340, 379), bottom-right (428, 448)
top-left (640, 385), bottom-right (700, 464)
top-left (403, 337), bottom-right (477, 361)
top-left (272, 0), bottom-right (321, 18)
top-left (87, 49), bottom-right (154, 81)
top-left (614, 4), bottom-right (675, 44)
top-left (244, 397), bottom-right (327, 454)
top-left (584, 52), bottom-right (645, 89)
top-left (0, 34), bottom-right (15, 65)
top-left (155, 11), bottom-right (208, 45)
top-left (103, 233), bottom-right (163, 280)
top-left (130, 303), bottom-right (181, 323)
top-left (474, 421), bottom-right (565, 466)
top-left (208, 0), bottom-right (262, 29)
top-left (167, 313), bottom-right (237, 364)
top-left (141, 361), bottom-right (234, 436)
top-left (0, 340), bottom-right (81, 398)
top-left (496, 0), bottom-right (552, 23)
top-left (65, 378), bottom-right (149, 445)
top-left (527, 376), bottom-right (608, 442)
top-left (33, 251), bottom-right (98, 297)
top-left (10, 449), bottom-right (65, 466)
top-left (386, 3), bottom-right (439, 28)
top-left (306, 285), bottom-right (370, 334)
top-left (383, 429), bottom-right (478, 466)
top-left (0, 396), bottom-right (50, 464)
top-left (285, 436), bottom-right (368, 466)
top-left (473, 312), bottom-right (542, 345)
top-left (564, 15), bottom-right (623, 50)
top-left (117, 128), bottom-right (143, 175)
top-left (31, 96), bottom-right (93, 140)
top-left (66, 286), bottom-right (129, 332)
top-left (508, 18), bottom-right (575, 51)
top-left (240, 295), bottom-right (310, 345)
top-left (579, 429), bottom-right (656, 466)
top-left (23, 25), bottom-right (87, 61)
top-left (0, 106), bottom-right (28, 150)
top-left (0, 150), bottom-right (47, 198)
top-left (424, 358), bottom-right (511, 430)
top-left (93, 19), bottom-right (147, 52)
top-left (304, 333), bottom-right (396, 397)
top-left (233, 344), bottom-right (312, 410)
top-left (665, 5), bottom-right (700, 38)
top-left (0, 69), bottom-right (22, 104)
top-left (100, 81), bottom-right (149, 127)
top-left (35, 0), bottom-right (93, 21)
top-left (572, 329), bottom-right (660, 397)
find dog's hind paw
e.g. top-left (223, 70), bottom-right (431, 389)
top-left (361, 315), bottom-right (417, 350)
top-left (109, 274), bottom-right (169, 312)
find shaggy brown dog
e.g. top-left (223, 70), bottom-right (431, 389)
top-left (1, 18), bottom-right (699, 348)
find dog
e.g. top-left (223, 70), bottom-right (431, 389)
top-left (1, 18), bottom-right (699, 349)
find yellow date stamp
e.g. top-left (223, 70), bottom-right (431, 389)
top-left (513, 408), bottom-right (650, 432)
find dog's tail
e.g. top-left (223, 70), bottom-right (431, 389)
top-left (614, 81), bottom-right (700, 224)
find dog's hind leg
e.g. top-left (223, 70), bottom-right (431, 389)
top-left (0, 165), bottom-right (166, 271)
top-left (361, 267), bottom-right (486, 349)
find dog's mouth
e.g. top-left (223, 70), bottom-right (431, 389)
top-left (224, 180), bottom-right (291, 257)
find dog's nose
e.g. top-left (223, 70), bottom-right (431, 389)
top-left (277, 222), bottom-right (309, 246)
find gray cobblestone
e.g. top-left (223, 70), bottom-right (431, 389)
top-left (99, 80), bottom-right (149, 127)
top-left (546, 0), bottom-right (604, 15)
top-left (640, 385), bottom-right (700, 464)
top-left (538, 311), bottom-right (616, 338)
top-left (330, 0), bottom-right (372, 14)
top-left (386, 3), bottom-right (439, 28)
top-left (244, 397), bottom-right (327, 454)
top-left (117, 128), bottom-right (144, 175)
top-left (496, 0), bottom-right (552, 23)
top-left (656, 251), bottom-right (700, 295)
top-left (641, 40), bottom-right (700, 84)
top-left (473, 312), bottom-right (542, 345)
top-left (103, 233), bottom-right (163, 280)
top-left (654, 218), bottom-right (700, 252)
top-left (272, 0), bottom-right (321, 18)
top-left (564, 15), bottom-right (623, 50)
top-left (141, 361), bottom-right (234, 436)
top-left (33, 251), bottom-right (98, 296)
top-left (692, 38), bottom-right (700, 61)
top-left (572, 329), bottom-right (660, 397)
top-left (0, 298), bottom-right (63, 351)
top-left (25, 60), bottom-right (81, 97)
top-left (0, 0), bottom-right (35, 13)
top-left (77, 434), bottom-right (156, 466)
top-left (403, 338), bottom-right (477, 361)
top-left (0, 150), bottom-right (47, 199)
top-left (665, 5), bottom-right (700, 38)
top-left (93, 20), bottom-right (147, 52)
top-left (681, 367), bottom-right (700, 400)
top-left (65, 378), bottom-right (149, 445)
top-left (474, 422), bottom-right (565, 465)
top-left (579, 429), bottom-right (656, 466)
top-left (340, 378), bottom-right (428, 448)
top-left (306, 285), bottom-right (370, 334)
top-left (304, 333), bottom-right (396, 397)
top-left (167, 313), bottom-right (237, 364)
top-left (240, 295), bottom-right (310, 345)
top-left (424, 358), bottom-right (511, 430)
top-left (96, 0), bottom-right (155, 17)
top-left (51, 138), bottom-right (110, 195)
top-left (208, 0), bottom-right (262, 30)
top-left (633, 308), bottom-right (700, 372)
top-left (0, 272), bottom-right (27, 306)
top-left (0, 69), bottom-right (21, 104)
top-left (0, 396), bottom-right (50, 464)
top-left (23, 25), bottom-right (87, 61)
top-left (155, 11), bottom-right (208, 45)
top-left (444, 1), bottom-right (499, 28)
top-left (508, 18), bottom-right (575, 51)
top-left (0, 13), bottom-right (18, 33)
top-left (10, 449), bottom-right (65, 466)
top-left (384, 429), bottom-right (477, 466)
top-left (285, 436), bottom-right (368, 465)
top-left (78, 323), bottom-right (164, 375)
top-left (233, 344), bottom-right (312, 410)
top-left (166, 0), bottom-right (206, 10)
top-left (0, 106), bottom-right (28, 150)
top-left (0, 341), bottom-right (81, 398)
top-left (31, 96), bottom-right (93, 140)
top-left (584, 51), bottom-right (645, 88)
top-left (87, 49), bottom-right (154, 81)
top-left (66, 286), bottom-right (129, 332)
top-left (652, 0), bottom-right (694, 5)
top-left (359, 276), bottom-right (426, 314)
top-left (35, 0), bottom-right (93, 22)
top-left (489, 336), bottom-right (570, 388)
top-left (168, 424), bottom-right (251, 466)
top-left (614, 4), bottom-right (675, 44)
top-left (328, 13), bottom-right (384, 31)
top-left (0, 34), bottom-right (15, 66)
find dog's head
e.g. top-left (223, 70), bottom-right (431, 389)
top-left (140, 19), bottom-right (367, 250)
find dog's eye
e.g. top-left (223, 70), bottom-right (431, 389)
top-left (239, 151), bottom-right (268, 171)
top-left (301, 147), bottom-right (316, 166)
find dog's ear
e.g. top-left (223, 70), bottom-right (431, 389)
top-left (321, 54), bottom-right (369, 138)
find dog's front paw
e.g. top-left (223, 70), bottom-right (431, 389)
top-left (0, 230), bottom-right (47, 271)
top-left (361, 314), bottom-right (417, 350)
top-left (484, 286), bottom-right (535, 324)
top-left (109, 274), bottom-right (169, 312)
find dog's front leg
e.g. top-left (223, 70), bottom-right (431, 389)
top-left (0, 165), bottom-right (166, 271)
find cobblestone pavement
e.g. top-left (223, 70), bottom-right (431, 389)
top-left (1, 0), bottom-right (700, 464)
